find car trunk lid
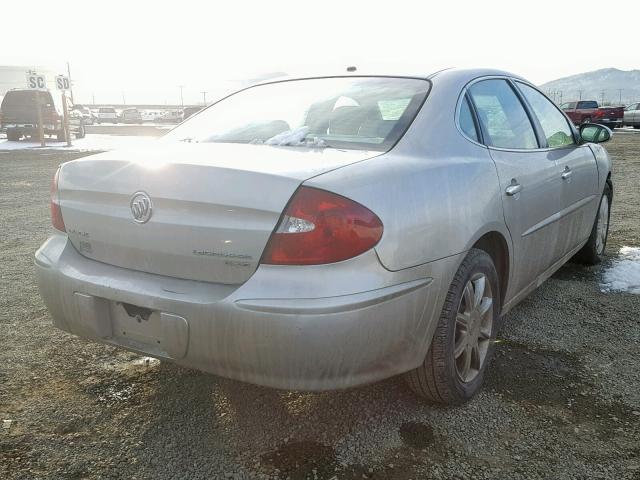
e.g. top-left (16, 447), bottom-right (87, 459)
top-left (58, 142), bottom-right (379, 284)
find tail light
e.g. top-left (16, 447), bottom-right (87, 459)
top-left (51, 168), bottom-right (66, 232)
top-left (594, 110), bottom-right (605, 118)
top-left (261, 186), bottom-right (383, 265)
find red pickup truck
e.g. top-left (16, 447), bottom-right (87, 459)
top-left (559, 100), bottom-right (623, 129)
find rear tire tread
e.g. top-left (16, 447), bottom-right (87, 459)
top-left (405, 248), bottom-right (497, 404)
top-left (573, 184), bottom-right (612, 265)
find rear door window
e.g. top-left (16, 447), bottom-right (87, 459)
top-left (468, 79), bottom-right (538, 149)
top-left (516, 82), bottom-right (575, 148)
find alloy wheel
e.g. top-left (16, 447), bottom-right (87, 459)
top-left (454, 273), bottom-right (493, 383)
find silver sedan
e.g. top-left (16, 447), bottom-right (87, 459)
top-left (36, 68), bottom-right (613, 404)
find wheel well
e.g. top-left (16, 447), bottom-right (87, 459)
top-left (472, 232), bottom-right (509, 308)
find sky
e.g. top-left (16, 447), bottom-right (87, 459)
top-left (1, 0), bottom-right (638, 105)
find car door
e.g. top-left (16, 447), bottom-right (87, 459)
top-left (467, 78), bottom-right (563, 299)
top-left (515, 81), bottom-right (600, 256)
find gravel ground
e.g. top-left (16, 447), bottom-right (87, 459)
top-left (1, 136), bottom-right (639, 480)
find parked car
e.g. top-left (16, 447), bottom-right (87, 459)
top-left (72, 104), bottom-right (95, 125)
top-left (36, 69), bottom-right (613, 404)
top-left (96, 106), bottom-right (118, 124)
top-left (158, 109), bottom-right (183, 123)
top-left (120, 108), bottom-right (143, 124)
top-left (182, 106), bottom-right (203, 121)
top-left (560, 100), bottom-right (623, 129)
top-left (141, 110), bottom-right (163, 122)
top-left (622, 102), bottom-right (640, 129)
top-left (1, 88), bottom-right (85, 141)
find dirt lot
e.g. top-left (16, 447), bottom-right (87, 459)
top-left (1, 135), bottom-right (639, 480)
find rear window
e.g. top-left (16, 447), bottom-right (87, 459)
top-left (1, 90), bottom-right (52, 107)
top-left (577, 101), bottom-right (598, 109)
top-left (164, 77), bottom-right (430, 151)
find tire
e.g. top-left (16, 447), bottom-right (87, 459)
top-left (573, 183), bottom-right (612, 265)
top-left (6, 129), bottom-right (20, 141)
top-left (404, 248), bottom-right (500, 404)
top-left (75, 124), bottom-right (86, 139)
top-left (582, 117), bottom-right (592, 124)
top-left (56, 130), bottom-right (66, 142)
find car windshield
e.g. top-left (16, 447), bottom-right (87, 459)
top-left (163, 77), bottom-right (430, 151)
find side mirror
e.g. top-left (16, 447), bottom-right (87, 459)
top-left (580, 123), bottom-right (612, 144)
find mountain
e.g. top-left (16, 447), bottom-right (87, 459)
top-left (539, 68), bottom-right (640, 106)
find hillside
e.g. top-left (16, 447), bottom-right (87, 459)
top-left (539, 68), bottom-right (640, 106)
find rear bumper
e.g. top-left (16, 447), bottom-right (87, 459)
top-left (4, 122), bottom-right (82, 135)
top-left (35, 234), bottom-right (457, 390)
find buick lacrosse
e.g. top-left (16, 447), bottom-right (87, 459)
top-left (36, 69), bottom-right (613, 403)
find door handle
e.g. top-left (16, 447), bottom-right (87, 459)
top-left (505, 181), bottom-right (522, 196)
top-left (561, 166), bottom-right (572, 180)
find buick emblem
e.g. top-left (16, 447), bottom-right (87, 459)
top-left (130, 192), bottom-right (153, 224)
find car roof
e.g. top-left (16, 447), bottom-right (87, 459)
top-left (247, 67), bottom-right (527, 86)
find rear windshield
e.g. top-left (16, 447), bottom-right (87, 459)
top-left (163, 77), bottom-right (430, 151)
top-left (577, 101), bottom-right (598, 109)
top-left (1, 90), bottom-right (53, 108)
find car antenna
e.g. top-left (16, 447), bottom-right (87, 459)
top-left (346, 66), bottom-right (357, 72)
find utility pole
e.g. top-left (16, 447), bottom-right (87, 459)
top-left (92, 92), bottom-right (95, 105)
top-left (578, 90), bottom-right (582, 100)
top-left (178, 85), bottom-right (185, 109)
top-left (558, 91), bottom-right (563, 105)
top-left (66, 61), bottom-right (74, 104)
top-left (122, 91), bottom-right (126, 105)
top-left (201, 91), bottom-right (207, 106)
top-left (600, 90), bottom-right (606, 105)
top-left (618, 89), bottom-right (623, 105)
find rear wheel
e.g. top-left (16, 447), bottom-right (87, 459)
top-left (574, 184), bottom-right (612, 265)
top-left (404, 248), bottom-right (500, 404)
top-left (582, 117), bottom-right (592, 124)
top-left (56, 130), bottom-right (66, 142)
top-left (76, 124), bottom-right (86, 139)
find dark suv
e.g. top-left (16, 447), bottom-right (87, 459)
top-left (1, 89), bottom-right (85, 141)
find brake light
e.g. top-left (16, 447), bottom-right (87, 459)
top-left (51, 168), bottom-right (66, 232)
top-left (594, 110), bottom-right (605, 118)
top-left (261, 187), bottom-right (383, 265)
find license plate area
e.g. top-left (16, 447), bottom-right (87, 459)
top-left (112, 301), bottom-right (162, 347)
top-left (109, 301), bottom-right (189, 359)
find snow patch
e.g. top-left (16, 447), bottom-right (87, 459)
top-left (261, 126), bottom-right (327, 147)
top-left (601, 246), bottom-right (640, 294)
top-left (265, 126), bottom-right (310, 146)
top-left (0, 134), bottom-right (159, 152)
